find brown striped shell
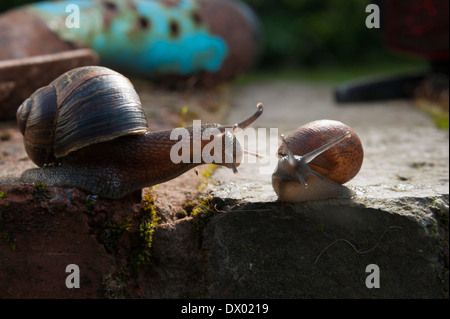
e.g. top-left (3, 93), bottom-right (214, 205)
top-left (277, 120), bottom-right (363, 184)
top-left (16, 66), bottom-right (149, 167)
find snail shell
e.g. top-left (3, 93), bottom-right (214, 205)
top-left (273, 120), bottom-right (363, 202)
top-left (17, 66), bottom-right (148, 167)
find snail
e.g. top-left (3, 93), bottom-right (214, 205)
top-left (17, 66), bottom-right (264, 199)
top-left (272, 120), bottom-right (363, 202)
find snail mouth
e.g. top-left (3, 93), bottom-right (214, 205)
top-left (215, 103), bottom-right (264, 174)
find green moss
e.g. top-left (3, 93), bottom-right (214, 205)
top-left (433, 111), bottom-right (449, 130)
top-left (83, 195), bottom-right (98, 211)
top-left (0, 191), bottom-right (8, 208)
top-left (190, 195), bottom-right (213, 218)
top-left (191, 197), bottom-right (215, 245)
top-left (196, 164), bottom-right (217, 194)
top-left (3, 232), bottom-right (16, 251)
top-left (100, 215), bottom-right (133, 254)
top-left (33, 182), bottom-right (48, 198)
top-left (181, 164), bottom-right (218, 215)
top-left (437, 273), bottom-right (446, 285)
top-left (90, 190), bottom-right (162, 296)
top-left (101, 272), bottom-right (129, 298)
top-left (316, 223), bottom-right (325, 234)
top-left (415, 99), bottom-right (449, 130)
top-left (178, 105), bottom-right (189, 127)
top-left (129, 189), bottom-right (160, 270)
top-left (179, 164), bottom-right (221, 244)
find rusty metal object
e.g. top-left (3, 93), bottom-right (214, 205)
top-left (0, 0), bottom-right (260, 119)
top-left (18, 0), bottom-right (260, 84)
top-left (0, 49), bottom-right (99, 120)
top-left (144, 0), bottom-right (261, 88)
top-left (193, 0), bottom-right (261, 86)
top-left (0, 9), bottom-right (99, 120)
top-left (0, 10), bottom-right (76, 60)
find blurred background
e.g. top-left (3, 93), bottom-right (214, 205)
top-left (0, 0), bottom-right (431, 82)
top-left (1, 0), bottom-right (448, 127)
top-left (240, 0), bottom-right (427, 79)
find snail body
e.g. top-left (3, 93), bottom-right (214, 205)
top-left (272, 120), bottom-right (363, 202)
top-left (17, 66), bottom-right (263, 199)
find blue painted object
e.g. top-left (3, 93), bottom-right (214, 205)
top-left (26, 0), bottom-right (231, 77)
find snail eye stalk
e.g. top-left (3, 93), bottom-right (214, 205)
top-left (300, 132), bottom-right (351, 165)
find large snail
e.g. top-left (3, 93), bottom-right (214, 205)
top-left (272, 120), bottom-right (363, 202)
top-left (17, 66), bottom-right (263, 199)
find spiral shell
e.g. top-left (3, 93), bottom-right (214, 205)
top-left (17, 66), bottom-right (149, 167)
top-left (277, 120), bottom-right (363, 185)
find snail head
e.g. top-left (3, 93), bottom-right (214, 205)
top-left (277, 131), bottom-right (351, 188)
top-left (215, 103), bottom-right (264, 173)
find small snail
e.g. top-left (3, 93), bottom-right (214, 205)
top-left (272, 120), bottom-right (363, 202)
top-left (17, 66), bottom-right (263, 199)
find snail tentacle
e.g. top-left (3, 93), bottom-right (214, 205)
top-left (217, 102), bottom-right (263, 131)
top-left (300, 132), bottom-right (351, 164)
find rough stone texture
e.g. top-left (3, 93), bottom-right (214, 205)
top-left (0, 84), bottom-right (227, 298)
top-left (0, 79), bottom-right (448, 298)
top-left (212, 80), bottom-right (449, 200)
top-left (0, 184), bottom-right (137, 298)
top-left (201, 80), bottom-right (449, 298)
top-left (202, 197), bottom-right (447, 298)
top-left (140, 217), bottom-right (209, 298)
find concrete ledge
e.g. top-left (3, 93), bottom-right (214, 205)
top-left (199, 80), bottom-right (448, 298)
top-left (0, 80), bottom-right (448, 298)
top-left (201, 195), bottom-right (448, 298)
